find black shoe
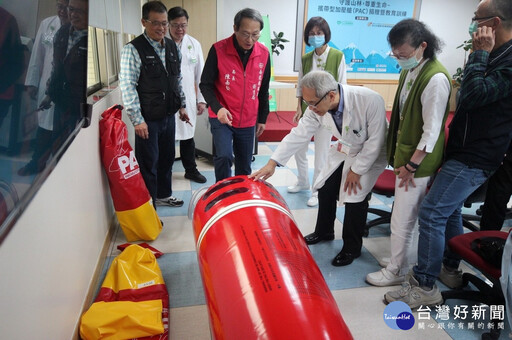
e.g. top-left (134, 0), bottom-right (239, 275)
top-left (185, 170), bottom-right (207, 183)
top-left (155, 196), bottom-right (184, 207)
top-left (332, 251), bottom-right (360, 267)
top-left (304, 232), bottom-right (335, 245)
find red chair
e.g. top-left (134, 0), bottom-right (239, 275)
top-left (442, 230), bottom-right (508, 340)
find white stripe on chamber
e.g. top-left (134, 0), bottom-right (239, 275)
top-left (195, 199), bottom-right (295, 250)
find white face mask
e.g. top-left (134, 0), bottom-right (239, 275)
top-left (468, 21), bottom-right (479, 37)
top-left (468, 17), bottom-right (494, 37)
top-left (397, 55), bottom-right (421, 70)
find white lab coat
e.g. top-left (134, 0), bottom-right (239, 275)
top-left (272, 84), bottom-right (387, 204)
top-left (24, 15), bottom-right (61, 130)
top-left (174, 34), bottom-right (206, 140)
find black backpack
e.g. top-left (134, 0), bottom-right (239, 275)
top-left (470, 237), bottom-right (506, 269)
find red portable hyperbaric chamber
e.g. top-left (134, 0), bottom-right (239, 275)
top-left (192, 175), bottom-right (353, 339)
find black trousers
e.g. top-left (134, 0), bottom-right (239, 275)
top-left (480, 156), bottom-right (512, 230)
top-left (179, 137), bottom-right (198, 173)
top-left (135, 116), bottom-right (175, 201)
top-left (314, 162), bottom-right (369, 255)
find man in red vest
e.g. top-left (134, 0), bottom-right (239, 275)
top-left (200, 8), bottom-right (271, 182)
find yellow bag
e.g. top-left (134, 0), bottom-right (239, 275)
top-left (80, 245), bottom-right (169, 340)
top-left (80, 300), bottom-right (164, 340)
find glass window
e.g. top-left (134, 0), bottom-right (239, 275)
top-left (0, 0), bottom-right (88, 242)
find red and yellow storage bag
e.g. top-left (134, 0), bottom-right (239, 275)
top-left (99, 104), bottom-right (161, 241)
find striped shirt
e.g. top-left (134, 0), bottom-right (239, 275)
top-left (459, 48), bottom-right (512, 109)
top-left (120, 32), bottom-right (185, 126)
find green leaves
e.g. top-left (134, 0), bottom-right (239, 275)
top-left (271, 31), bottom-right (289, 56)
top-left (452, 39), bottom-right (473, 88)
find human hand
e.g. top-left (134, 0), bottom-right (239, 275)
top-left (38, 95), bottom-right (52, 110)
top-left (343, 169), bottom-right (362, 195)
top-left (179, 110), bottom-right (193, 126)
top-left (256, 123), bottom-right (266, 137)
top-left (135, 122), bottom-right (149, 139)
top-left (217, 108), bottom-right (232, 126)
top-left (248, 160), bottom-right (277, 181)
top-left (472, 26), bottom-right (495, 53)
top-left (396, 166), bottom-right (416, 191)
top-left (293, 107), bottom-right (302, 124)
top-left (197, 102), bottom-right (206, 115)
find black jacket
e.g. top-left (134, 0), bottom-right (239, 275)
top-left (47, 23), bottom-right (87, 115)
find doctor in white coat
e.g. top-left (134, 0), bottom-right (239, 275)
top-left (18, 0), bottom-right (69, 176)
top-left (168, 6), bottom-right (207, 183)
top-left (250, 70), bottom-right (387, 266)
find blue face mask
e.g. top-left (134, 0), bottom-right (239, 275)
top-left (308, 35), bottom-right (325, 48)
top-left (397, 55), bottom-right (420, 70)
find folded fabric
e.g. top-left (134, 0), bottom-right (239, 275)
top-left (80, 300), bottom-right (164, 340)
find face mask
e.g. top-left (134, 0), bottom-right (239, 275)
top-left (397, 55), bottom-right (420, 70)
top-left (468, 17), bottom-right (494, 37)
top-left (308, 35), bottom-right (325, 48)
top-left (468, 21), bottom-right (478, 37)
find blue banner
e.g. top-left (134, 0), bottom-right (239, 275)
top-left (306, 0), bottom-right (418, 74)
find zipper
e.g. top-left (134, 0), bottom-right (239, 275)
top-left (462, 109), bottom-right (468, 148)
top-left (240, 69), bottom-right (246, 128)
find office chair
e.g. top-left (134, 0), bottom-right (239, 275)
top-left (442, 230), bottom-right (509, 340)
top-left (364, 169), bottom-right (395, 237)
top-left (461, 181), bottom-right (488, 232)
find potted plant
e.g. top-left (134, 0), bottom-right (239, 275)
top-left (452, 39), bottom-right (473, 88)
top-left (271, 31), bottom-right (289, 56)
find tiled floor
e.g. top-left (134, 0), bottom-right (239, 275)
top-left (99, 141), bottom-right (511, 340)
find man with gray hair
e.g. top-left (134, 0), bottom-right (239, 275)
top-left (200, 8), bottom-right (271, 182)
top-left (250, 70), bottom-right (387, 267)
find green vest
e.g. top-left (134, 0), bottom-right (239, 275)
top-left (387, 58), bottom-right (451, 178)
top-left (301, 48), bottom-right (344, 113)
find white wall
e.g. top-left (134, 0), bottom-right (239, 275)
top-left (219, 0), bottom-right (479, 77)
top-left (217, 0), bottom-right (299, 77)
top-left (418, 0), bottom-right (479, 79)
top-left (0, 90), bottom-right (120, 338)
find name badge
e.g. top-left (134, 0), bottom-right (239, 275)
top-left (333, 140), bottom-right (352, 155)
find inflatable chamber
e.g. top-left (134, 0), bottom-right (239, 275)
top-left (192, 175), bottom-right (353, 339)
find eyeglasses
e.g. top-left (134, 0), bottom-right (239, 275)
top-left (145, 19), bottom-right (169, 28)
top-left (390, 46), bottom-right (419, 61)
top-left (303, 90), bottom-right (333, 109)
top-left (170, 23), bottom-right (188, 29)
top-left (471, 15), bottom-right (497, 22)
top-left (238, 31), bottom-right (261, 41)
top-left (68, 6), bottom-right (86, 15)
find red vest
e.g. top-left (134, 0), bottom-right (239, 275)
top-left (208, 35), bottom-right (269, 128)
